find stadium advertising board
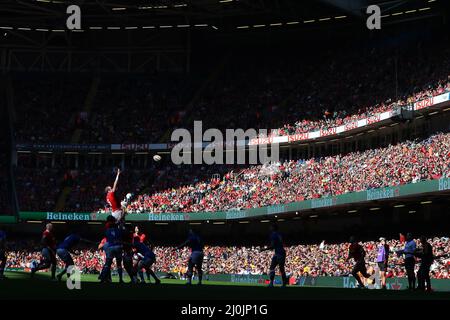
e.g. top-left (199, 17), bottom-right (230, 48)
top-left (366, 186), bottom-right (399, 201)
top-left (111, 143), bottom-right (168, 151)
top-left (20, 212), bottom-right (91, 221)
top-left (226, 210), bottom-right (248, 220)
top-left (439, 177), bottom-right (450, 191)
top-left (311, 197), bottom-right (337, 209)
top-left (206, 274), bottom-right (450, 291)
top-left (148, 213), bottom-right (186, 221)
top-left (18, 178), bottom-right (450, 222)
top-left (16, 143), bottom-right (110, 152)
top-left (0, 216), bottom-right (17, 223)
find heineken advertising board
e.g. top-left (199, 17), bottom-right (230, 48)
top-left (18, 178), bottom-right (450, 222)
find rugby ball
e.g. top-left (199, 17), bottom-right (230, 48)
top-left (153, 155), bottom-right (162, 162)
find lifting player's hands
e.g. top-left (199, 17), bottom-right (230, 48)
top-left (117, 168), bottom-right (121, 175)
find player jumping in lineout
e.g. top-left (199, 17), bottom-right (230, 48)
top-left (105, 168), bottom-right (125, 223)
top-left (261, 223), bottom-right (288, 287)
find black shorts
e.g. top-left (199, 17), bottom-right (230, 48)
top-left (377, 262), bottom-right (387, 272)
top-left (352, 261), bottom-right (368, 276)
top-left (270, 253), bottom-right (286, 271)
top-left (404, 257), bottom-right (415, 270)
top-left (0, 250), bottom-right (5, 261)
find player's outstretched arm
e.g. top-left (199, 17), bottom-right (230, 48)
top-left (112, 168), bottom-right (121, 192)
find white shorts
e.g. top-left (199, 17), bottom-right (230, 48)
top-left (112, 210), bottom-right (124, 222)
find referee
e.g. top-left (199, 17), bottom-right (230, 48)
top-left (376, 237), bottom-right (389, 289)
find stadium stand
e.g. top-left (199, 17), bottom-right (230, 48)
top-left (12, 43), bottom-right (450, 144)
top-left (5, 237), bottom-right (449, 279)
top-left (16, 131), bottom-right (448, 213)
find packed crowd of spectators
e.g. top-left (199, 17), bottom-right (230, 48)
top-left (15, 155), bottom-right (236, 212)
top-left (173, 44), bottom-right (450, 139)
top-left (13, 74), bottom-right (91, 143)
top-left (79, 74), bottom-right (195, 144)
top-left (116, 132), bottom-right (450, 214)
top-left (4, 237), bottom-right (449, 279)
top-left (12, 42), bottom-right (450, 145)
top-left (15, 131), bottom-right (449, 213)
top-left (16, 166), bottom-right (152, 213)
top-left (12, 41), bottom-right (450, 214)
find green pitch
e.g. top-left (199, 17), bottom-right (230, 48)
top-left (1, 271), bottom-right (450, 300)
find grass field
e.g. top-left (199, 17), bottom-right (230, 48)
top-left (1, 271), bottom-right (450, 300)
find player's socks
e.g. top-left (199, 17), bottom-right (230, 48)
top-left (99, 266), bottom-right (110, 281)
top-left (58, 268), bottom-right (67, 280)
top-left (281, 273), bottom-right (288, 287)
top-left (56, 271), bottom-right (65, 281)
top-left (118, 268), bottom-right (123, 282)
top-left (51, 264), bottom-right (56, 279)
top-left (0, 267), bottom-right (6, 280)
top-left (148, 270), bottom-right (159, 283)
top-left (138, 271), bottom-right (145, 283)
top-left (269, 270), bottom-right (275, 287)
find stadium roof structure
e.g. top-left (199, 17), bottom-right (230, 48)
top-left (0, 0), bottom-right (445, 72)
top-left (0, 0), bottom-right (443, 32)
